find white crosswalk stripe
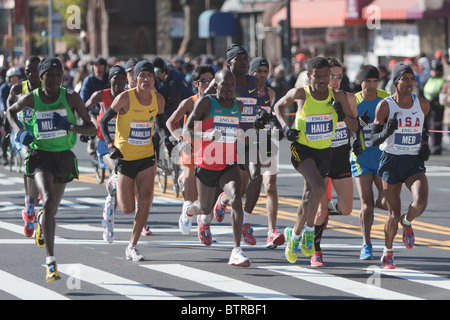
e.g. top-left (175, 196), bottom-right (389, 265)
top-left (0, 270), bottom-right (69, 300)
top-left (0, 260), bottom-right (449, 300)
top-left (142, 264), bottom-right (299, 300)
top-left (259, 265), bottom-right (422, 300)
top-left (57, 264), bottom-right (181, 300)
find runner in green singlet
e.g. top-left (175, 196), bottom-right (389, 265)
top-left (7, 57), bottom-right (96, 282)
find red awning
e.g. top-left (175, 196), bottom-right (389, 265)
top-left (271, 0), bottom-right (348, 29)
top-left (362, 0), bottom-right (422, 20)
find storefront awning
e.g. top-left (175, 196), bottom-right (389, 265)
top-left (362, 0), bottom-right (422, 20)
top-left (198, 10), bottom-right (237, 38)
top-left (271, 0), bottom-right (348, 29)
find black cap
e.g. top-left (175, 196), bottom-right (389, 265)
top-left (226, 44), bottom-right (247, 61)
top-left (38, 57), bottom-right (63, 78)
top-left (392, 63), bottom-right (414, 85)
top-left (249, 57), bottom-right (269, 75)
top-left (125, 59), bottom-right (138, 72)
top-left (93, 57), bottom-right (107, 66)
top-left (108, 65), bottom-right (126, 80)
top-left (134, 60), bottom-right (154, 81)
top-left (152, 57), bottom-right (167, 72)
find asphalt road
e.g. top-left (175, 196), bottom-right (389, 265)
top-left (0, 138), bottom-right (449, 306)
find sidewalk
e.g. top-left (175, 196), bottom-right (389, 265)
top-left (427, 136), bottom-right (450, 167)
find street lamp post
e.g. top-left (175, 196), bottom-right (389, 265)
top-left (48, 0), bottom-right (53, 57)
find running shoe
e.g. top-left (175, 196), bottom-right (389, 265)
top-left (141, 225), bottom-right (152, 236)
top-left (45, 261), bottom-right (61, 282)
top-left (228, 247), bottom-right (251, 267)
top-left (197, 215), bottom-right (212, 246)
top-left (301, 229), bottom-right (315, 257)
top-left (24, 221), bottom-right (34, 238)
top-left (22, 202), bottom-right (35, 223)
top-left (35, 209), bottom-right (45, 248)
top-left (125, 246), bottom-right (145, 261)
top-left (266, 229), bottom-right (285, 249)
top-left (242, 223), bottom-right (256, 245)
top-left (311, 251), bottom-right (325, 267)
top-left (106, 174), bottom-right (117, 196)
top-left (102, 220), bottom-right (114, 244)
top-left (102, 194), bottom-right (115, 222)
top-left (381, 250), bottom-right (396, 269)
top-left (328, 200), bottom-right (342, 215)
top-left (360, 244), bottom-right (373, 260)
top-left (284, 227), bottom-right (299, 263)
top-left (178, 201), bottom-right (194, 235)
top-left (400, 214), bottom-right (415, 249)
top-left (213, 192), bottom-right (227, 223)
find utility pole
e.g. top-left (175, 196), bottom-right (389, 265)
top-left (48, 0), bottom-right (53, 57)
top-left (284, 0), bottom-right (291, 74)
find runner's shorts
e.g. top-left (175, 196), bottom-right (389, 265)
top-left (25, 149), bottom-right (78, 184)
top-left (350, 147), bottom-right (381, 177)
top-left (115, 155), bottom-right (156, 179)
top-left (194, 164), bottom-right (236, 188)
top-left (290, 142), bottom-right (332, 179)
top-left (328, 144), bottom-right (352, 179)
top-left (378, 152), bottom-right (426, 184)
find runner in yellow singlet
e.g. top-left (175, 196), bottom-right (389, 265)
top-left (100, 60), bottom-right (165, 262)
top-left (274, 57), bottom-right (357, 264)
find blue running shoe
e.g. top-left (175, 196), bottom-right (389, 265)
top-left (360, 244), bottom-right (373, 260)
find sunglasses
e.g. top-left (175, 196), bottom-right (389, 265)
top-left (330, 74), bottom-right (343, 80)
top-left (197, 78), bottom-right (214, 84)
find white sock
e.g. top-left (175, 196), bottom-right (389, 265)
top-left (304, 225), bottom-right (314, 233)
top-left (402, 215), bottom-right (412, 226)
top-left (46, 256), bottom-right (55, 264)
top-left (243, 211), bottom-right (251, 225)
top-left (292, 229), bottom-right (301, 241)
top-left (201, 214), bottom-right (211, 225)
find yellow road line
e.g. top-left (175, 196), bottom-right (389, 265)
top-left (77, 173), bottom-right (450, 250)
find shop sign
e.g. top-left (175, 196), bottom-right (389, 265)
top-left (373, 24), bottom-right (420, 57)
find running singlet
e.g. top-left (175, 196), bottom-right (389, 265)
top-left (354, 89), bottom-right (390, 150)
top-left (96, 89), bottom-right (115, 141)
top-left (195, 95), bottom-right (241, 171)
top-left (28, 87), bottom-right (77, 152)
top-left (235, 75), bottom-right (258, 132)
top-left (380, 94), bottom-right (424, 155)
top-left (18, 80), bottom-right (43, 130)
top-left (114, 88), bottom-right (158, 161)
top-left (293, 85), bottom-right (337, 149)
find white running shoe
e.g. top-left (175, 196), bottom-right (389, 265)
top-left (103, 194), bottom-right (115, 222)
top-left (178, 201), bottom-right (194, 235)
top-left (125, 245), bottom-right (145, 261)
top-left (228, 247), bottom-right (251, 267)
top-left (101, 220), bottom-right (114, 244)
top-left (106, 174), bottom-right (117, 196)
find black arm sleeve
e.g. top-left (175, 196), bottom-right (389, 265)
top-left (370, 123), bottom-right (387, 147)
top-left (155, 113), bottom-right (168, 140)
top-left (99, 107), bottom-right (117, 145)
top-left (422, 119), bottom-right (429, 143)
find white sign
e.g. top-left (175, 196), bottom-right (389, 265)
top-left (373, 24), bottom-right (420, 57)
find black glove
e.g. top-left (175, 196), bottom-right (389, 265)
top-left (51, 113), bottom-right (71, 131)
top-left (385, 112), bottom-right (398, 137)
top-left (16, 129), bottom-right (34, 146)
top-left (108, 146), bottom-right (123, 159)
top-left (351, 132), bottom-right (363, 156)
top-left (358, 110), bottom-right (370, 129)
top-left (283, 125), bottom-right (300, 142)
top-left (164, 136), bottom-right (177, 157)
top-left (418, 142), bottom-right (430, 161)
top-left (331, 98), bottom-right (345, 121)
top-left (253, 107), bottom-right (270, 130)
top-left (79, 135), bottom-right (90, 143)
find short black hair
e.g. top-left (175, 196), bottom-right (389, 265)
top-left (308, 57), bottom-right (330, 73)
top-left (192, 64), bottom-right (215, 81)
top-left (327, 58), bottom-right (342, 69)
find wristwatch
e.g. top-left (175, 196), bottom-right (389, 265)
top-left (69, 124), bottom-right (75, 131)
